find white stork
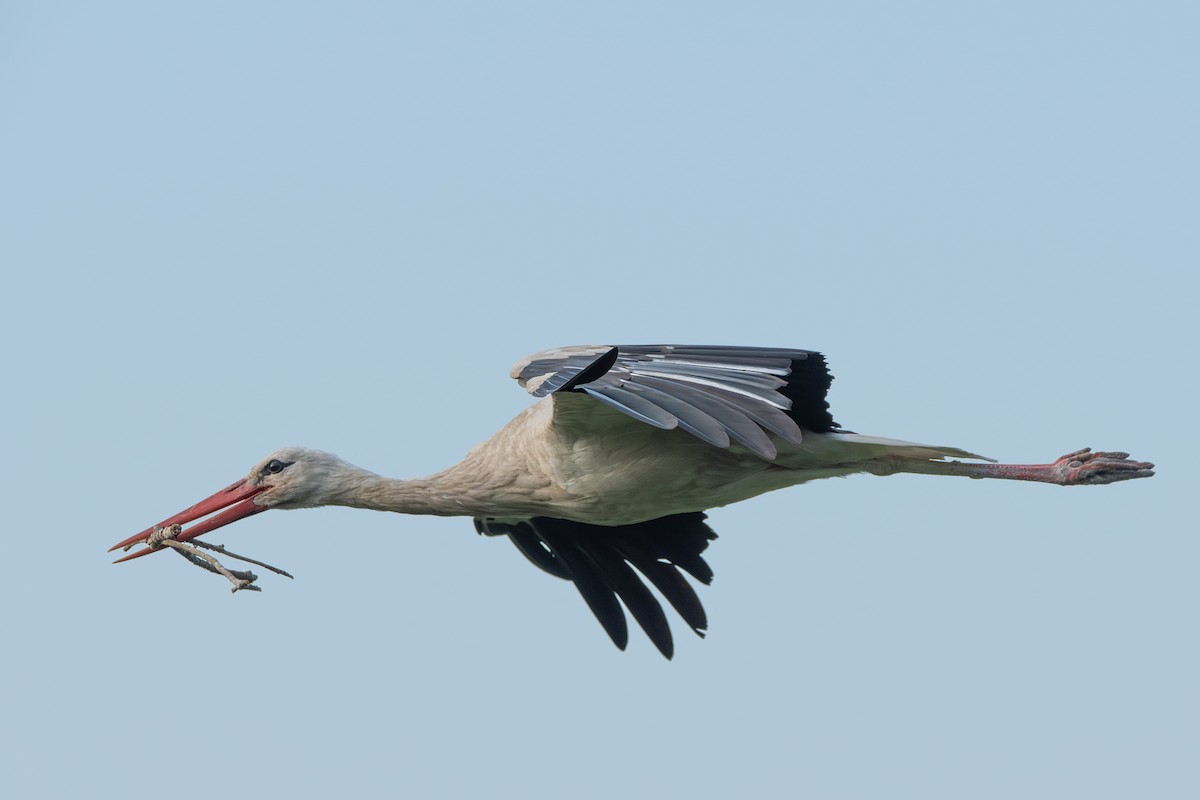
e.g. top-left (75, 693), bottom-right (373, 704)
top-left (111, 345), bottom-right (1153, 658)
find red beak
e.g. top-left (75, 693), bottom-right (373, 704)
top-left (110, 478), bottom-right (268, 563)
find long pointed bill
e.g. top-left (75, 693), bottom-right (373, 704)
top-left (110, 478), bottom-right (268, 563)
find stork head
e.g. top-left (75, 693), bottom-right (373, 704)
top-left (242, 447), bottom-right (366, 509)
top-left (109, 447), bottom-right (365, 561)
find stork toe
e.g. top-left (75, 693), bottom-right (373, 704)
top-left (1055, 449), bottom-right (1156, 485)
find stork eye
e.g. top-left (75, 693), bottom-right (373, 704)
top-left (265, 459), bottom-right (288, 475)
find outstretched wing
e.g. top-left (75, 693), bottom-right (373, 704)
top-left (510, 344), bottom-right (839, 460)
top-left (475, 513), bottom-right (717, 659)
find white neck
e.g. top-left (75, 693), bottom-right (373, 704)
top-left (327, 463), bottom-right (545, 519)
top-left (337, 472), bottom-right (473, 517)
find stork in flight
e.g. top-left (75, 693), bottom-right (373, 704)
top-left (111, 345), bottom-right (1153, 658)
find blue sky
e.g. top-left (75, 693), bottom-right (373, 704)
top-left (2, 3), bottom-right (1195, 798)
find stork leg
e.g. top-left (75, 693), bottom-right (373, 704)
top-left (864, 448), bottom-right (1154, 486)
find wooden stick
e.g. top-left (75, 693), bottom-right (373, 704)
top-left (188, 540), bottom-right (294, 579)
top-left (148, 524), bottom-right (293, 592)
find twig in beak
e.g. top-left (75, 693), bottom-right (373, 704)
top-left (148, 524), bottom-right (292, 592)
top-left (188, 540), bottom-right (294, 579)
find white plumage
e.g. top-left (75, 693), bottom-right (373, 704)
top-left (113, 344), bottom-right (1153, 658)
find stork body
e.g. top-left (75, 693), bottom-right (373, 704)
top-left (112, 345), bottom-right (1154, 658)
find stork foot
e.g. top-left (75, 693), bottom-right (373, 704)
top-left (1053, 448), bottom-right (1155, 485)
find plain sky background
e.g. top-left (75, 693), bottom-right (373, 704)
top-left (2, 3), bottom-right (1195, 798)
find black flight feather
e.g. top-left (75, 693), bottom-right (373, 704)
top-left (475, 512), bottom-right (718, 657)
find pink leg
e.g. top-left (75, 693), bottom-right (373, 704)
top-left (867, 448), bottom-right (1155, 486)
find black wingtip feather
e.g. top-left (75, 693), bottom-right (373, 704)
top-left (613, 537), bottom-right (709, 637)
top-left (574, 537), bottom-right (675, 658)
top-left (782, 353), bottom-right (840, 432)
top-left (558, 346), bottom-right (619, 392)
top-left (536, 525), bottom-right (630, 652)
top-left (477, 512), bottom-right (718, 658)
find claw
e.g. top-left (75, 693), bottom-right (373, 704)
top-left (1059, 447), bottom-right (1093, 462)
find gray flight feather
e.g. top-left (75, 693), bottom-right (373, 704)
top-left (510, 344), bottom-right (826, 458)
